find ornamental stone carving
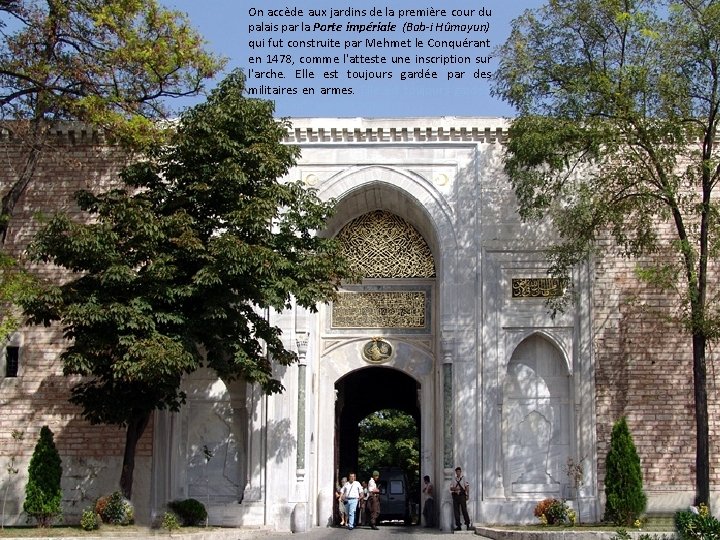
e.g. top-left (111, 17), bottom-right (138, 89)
top-left (337, 210), bottom-right (435, 279)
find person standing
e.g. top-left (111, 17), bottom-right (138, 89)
top-left (336, 476), bottom-right (348, 527)
top-left (357, 480), bottom-right (368, 526)
top-left (367, 470), bottom-right (381, 530)
top-left (422, 474), bottom-right (435, 527)
top-left (450, 466), bottom-right (471, 531)
top-left (342, 472), bottom-right (363, 530)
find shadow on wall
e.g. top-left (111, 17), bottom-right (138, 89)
top-left (1, 131), bottom-right (147, 525)
top-left (0, 326), bottom-right (146, 526)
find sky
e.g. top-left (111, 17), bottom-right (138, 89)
top-left (160, 1), bottom-right (546, 118)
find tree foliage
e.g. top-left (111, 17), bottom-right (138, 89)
top-left (0, 0), bottom-right (225, 239)
top-left (23, 426), bottom-right (62, 527)
top-left (492, 0), bottom-right (720, 506)
top-left (22, 70), bottom-right (353, 497)
top-left (0, 251), bottom-right (35, 342)
top-left (604, 417), bottom-right (646, 525)
top-left (357, 409), bottom-right (419, 484)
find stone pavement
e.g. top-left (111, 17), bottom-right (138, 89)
top-left (0, 524), bottom-right (469, 540)
top-left (0, 523), bottom-right (659, 540)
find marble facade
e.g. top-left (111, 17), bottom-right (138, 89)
top-left (149, 117), bottom-right (599, 529)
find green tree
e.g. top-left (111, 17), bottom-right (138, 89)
top-left (604, 417), bottom-right (646, 525)
top-left (22, 70), bottom-right (353, 498)
top-left (357, 409), bottom-right (419, 484)
top-left (0, 0), bottom-right (225, 241)
top-left (23, 426), bottom-right (62, 527)
top-left (0, 0), bottom-right (224, 341)
top-left (492, 0), bottom-right (720, 506)
top-left (0, 252), bottom-right (35, 342)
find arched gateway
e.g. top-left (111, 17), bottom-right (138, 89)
top-left (150, 118), bottom-right (599, 531)
top-left (2, 118), bottom-right (712, 531)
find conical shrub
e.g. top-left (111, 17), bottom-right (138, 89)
top-left (23, 426), bottom-right (62, 527)
top-left (603, 416), bottom-right (646, 525)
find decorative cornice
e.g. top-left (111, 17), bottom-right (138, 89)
top-left (284, 117), bottom-right (510, 144)
top-left (0, 117), bottom-right (512, 145)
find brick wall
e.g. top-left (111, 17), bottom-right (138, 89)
top-left (0, 127), bottom-right (153, 462)
top-left (592, 231), bottom-right (720, 495)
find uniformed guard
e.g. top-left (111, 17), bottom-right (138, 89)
top-left (367, 470), bottom-right (381, 529)
top-left (450, 466), bottom-right (471, 531)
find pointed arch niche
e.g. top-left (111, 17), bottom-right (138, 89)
top-left (502, 335), bottom-right (572, 499)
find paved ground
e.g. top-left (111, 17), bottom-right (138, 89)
top-left (261, 524), bottom-right (473, 539)
top-left (0, 523), bottom-right (655, 540)
top-left (172, 524), bottom-right (472, 539)
top-left (0, 524), bottom-right (475, 540)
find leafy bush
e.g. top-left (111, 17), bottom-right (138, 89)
top-left (93, 495), bottom-right (108, 518)
top-left (614, 529), bottom-right (677, 540)
top-left (23, 426), bottom-right (62, 527)
top-left (79, 508), bottom-right (100, 531)
top-left (604, 417), bottom-right (646, 526)
top-left (675, 504), bottom-right (720, 540)
top-left (534, 498), bottom-right (571, 525)
top-left (94, 491), bottom-right (134, 525)
top-left (162, 512), bottom-right (180, 532)
top-left (167, 498), bottom-right (208, 526)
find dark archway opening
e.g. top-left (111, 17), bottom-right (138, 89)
top-left (335, 366), bottom-right (421, 523)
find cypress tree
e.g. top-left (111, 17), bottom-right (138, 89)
top-left (604, 416), bottom-right (646, 525)
top-left (23, 426), bottom-right (62, 527)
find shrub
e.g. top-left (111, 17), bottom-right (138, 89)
top-left (167, 498), bottom-right (208, 526)
top-left (162, 511), bottom-right (180, 532)
top-left (614, 530), bottom-right (676, 540)
top-left (534, 498), bottom-right (571, 525)
top-left (604, 417), bottom-right (646, 526)
top-left (675, 504), bottom-right (720, 540)
top-left (79, 508), bottom-right (101, 531)
top-left (95, 491), bottom-right (134, 525)
top-left (23, 426), bottom-right (62, 527)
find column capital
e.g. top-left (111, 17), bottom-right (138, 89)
top-left (441, 334), bottom-right (455, 363)
top-left (296, 332), bottom-right (309, 365)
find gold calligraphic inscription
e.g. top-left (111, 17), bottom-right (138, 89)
top-left (511, 278), bottom-right (565, 298)
top-left (337, 210), bottom-right (436, 278)
top-left (332, 291), bottom-right (426, 328)
top-left (363, 338), bottom-right (393, 364)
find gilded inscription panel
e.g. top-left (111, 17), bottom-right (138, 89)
top-left (511, 278), bottom-right (565, 298)
top-left (332, 291), bottom-right (427, 329)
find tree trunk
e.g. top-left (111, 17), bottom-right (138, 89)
top-left (692, 331), bottom-right (710, 507)
top-left (0, 126), bottom-right (46, 244)
top-left (119, 412), bottom-right (151, 500)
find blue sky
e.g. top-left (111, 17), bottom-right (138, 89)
top-left (160, 1), bottom-right (545, 118)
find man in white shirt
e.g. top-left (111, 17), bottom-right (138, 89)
top-left (341, 472), bottom-right (363, 530)
top-left (450, 466), bottom-right (471, 531)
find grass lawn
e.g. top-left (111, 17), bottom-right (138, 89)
top-left (485, 515), bottom-right (676, 533)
